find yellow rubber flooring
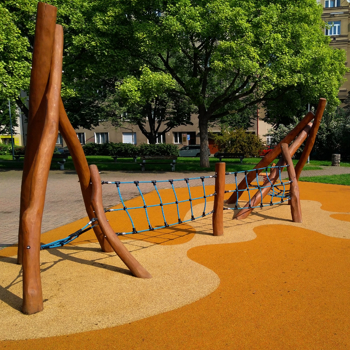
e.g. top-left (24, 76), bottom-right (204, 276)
top-left (1, 182), bottom-right (350, 349)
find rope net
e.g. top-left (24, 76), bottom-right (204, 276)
top-left (102, 176), bottom-right (216, 235)
top-left (39, 164), bottom-right (291, 249)
top-left (224, 165), bottom-right (291, 211)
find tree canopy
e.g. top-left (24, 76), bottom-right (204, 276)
top-left (64, 0), bottom-right (346, 166)
top-left (2, 0), bottom-right (348, 167)
top-left (0, 1), bottom-right (32, 117)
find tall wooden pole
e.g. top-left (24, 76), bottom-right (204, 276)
top-left (21, 23), bottom-right (63, 315)
top-left (212, 162), bottom-right (225, 236)
top-left (295, 98), bottom-right (326, 180)
top-left (18, 3), bottom-right (57, 265)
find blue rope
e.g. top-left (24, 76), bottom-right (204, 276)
top-left (103, 176), bottom-right (216, 235)
top-left (224, 165), bottom-right (292, 211)
top-left (40, 219), bottom-right (97, 250)
top-left (152, 180), bottom-right (169, 227)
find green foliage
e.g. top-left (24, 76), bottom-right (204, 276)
top-left (212, 128), bottom-right (264, 157)
top-left (299, 174), bottom-right (350, 186)
top-left (108, 143), bottom-right (138, 157)
top-left (0, 99), bottom-right (18, 134)
top-left (0, 144), bottom-right (11, 155)
top-left (14, 146), bottom-right (25, 155)
top-left (103, 67), bottom-right (195, 143)
top-left (0, 3), bottom-right (31, 102)
top-left (82, 143), bottom-right (111, 156)
top-left (138, 144), bottom-right (179, 157)
top-left (267, 108), bottom-right (350, 160)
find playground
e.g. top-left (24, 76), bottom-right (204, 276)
top-left (1, 175), bottom-right (350, 349)
top-left (1, 3), bottom-right (350, 348)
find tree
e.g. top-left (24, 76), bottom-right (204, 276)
top-left (0, 2), bottom-right (32, 119)
top-left (5, 0), bottom-right (347, 168)
top-left (113, 0), bottom-right (347, 167)
top-left (267, 107), bottom-right (350, 160)
top-left (212, 127), bottom-right (264, 157)
top-left (103, 67), bottom-right (195, 143)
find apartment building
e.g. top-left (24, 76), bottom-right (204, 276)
top-left (57, 113), bottom-right (271, 154)
top-left (321, 0), bottom-right (350, 101)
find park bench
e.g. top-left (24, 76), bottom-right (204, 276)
top-left (214, 152), bottom-right (245, 163)
top-left (139, 156), bottom-right (177, 172)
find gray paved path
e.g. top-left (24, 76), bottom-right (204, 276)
top-left (1, 165), bottom-right (350, 248)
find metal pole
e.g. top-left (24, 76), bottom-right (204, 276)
top-left (8, 100), bottom-right (15, 160)
top-left (307, 103), bottom-right (310, 164)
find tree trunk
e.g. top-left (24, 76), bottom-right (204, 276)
top-left (198, 114), bottom-right (210, 168)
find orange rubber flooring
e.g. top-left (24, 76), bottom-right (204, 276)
top-left (1, 182), bottom-right (350, 349)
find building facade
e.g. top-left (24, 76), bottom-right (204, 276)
top-left (56, 113), bottom-right (271, 154)
top-left (321, 0), bottom-right (350, 101)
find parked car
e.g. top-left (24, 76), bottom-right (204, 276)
top-left (179, 145), bottom-right (210, 157)
top-left (55, 146), bottom-right (70, 156)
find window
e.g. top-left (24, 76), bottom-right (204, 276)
top-left (122, 132), bottom-right (136, 144)
top-left (325, 0), bottom-right (340, 7)
top-left (173, 132), bottom-right (182, 144)
top-left (95, 132), bottom-right (109, 144)
top-left (76, 133), bottom-right (85, 145)
top-left (147, 133), bottom-right (165, 144)
top-left (56, 133), bottom-right (63, 145)
top-left (266, 136), bottom-right (273, 145)
top-left (156, 133), bottom-right (165, 144)
top-left (326, 21), bottom-right (341, 35)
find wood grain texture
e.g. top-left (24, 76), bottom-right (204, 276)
top-left (281, 143), bottom-right (302, 223)
top-left (90, 165), bottom-right (152, 278)
top-left (21, 24), bottom-right (63, 314)
top-left (17, 2), bottom-right (57, 265)
top-left (58, 100), bottom-right (113, 252)
top-left (235, 122), bottom-right (312, 221)
top-left (212, 162), bottom-right (225, 236)
top-left (227, 111), bottom-right (315, 204)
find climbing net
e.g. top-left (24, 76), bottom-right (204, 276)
top-left (40, 165), bottom-right (292, 249)
top-left (224, 165), bottom-right (291, 211)
top-left (102, 176), bottom-right (216, 235)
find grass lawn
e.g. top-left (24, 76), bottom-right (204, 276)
top-left (299, 174), bottom-right (350, 186)
top-left (0, 155), bottom-right (325, 173)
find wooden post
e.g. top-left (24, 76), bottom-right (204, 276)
top-left (295, 98), bottom-right (327, 180)
top-left (18, 2), bottom-right (57, 265)
top-left (226, 111), bottom-right (315, 204)
top-left (58, 100), bottom-right (113, 252)
top-left (21, 23), bottom-right (63, 315)
top-left (212, 162), bottom-right (225, 236)
top-left (235, 122), bottom-right (313, 221)
top-left (89, 165), bottom-right (152, 278)
top-left (281, 143), bottom-right (302, 223)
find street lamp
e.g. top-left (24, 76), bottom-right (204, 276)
top-left (8, 100), bottom-right (15, 160)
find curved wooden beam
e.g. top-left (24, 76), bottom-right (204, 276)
top-left (281, 143), bottom-right (302, 223)
top-left (89, 165), bottom-right (152, 279)
top-left (58, 100), bottom-right (113, 252)
top-left (235, 122), bottom-right (313, 221)
top-left (21, 24), bottom-right (63, 314)
top-left (226, 111), bottom-right (315, 204)
top-left (295, 98), bottom-right (326, 180)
